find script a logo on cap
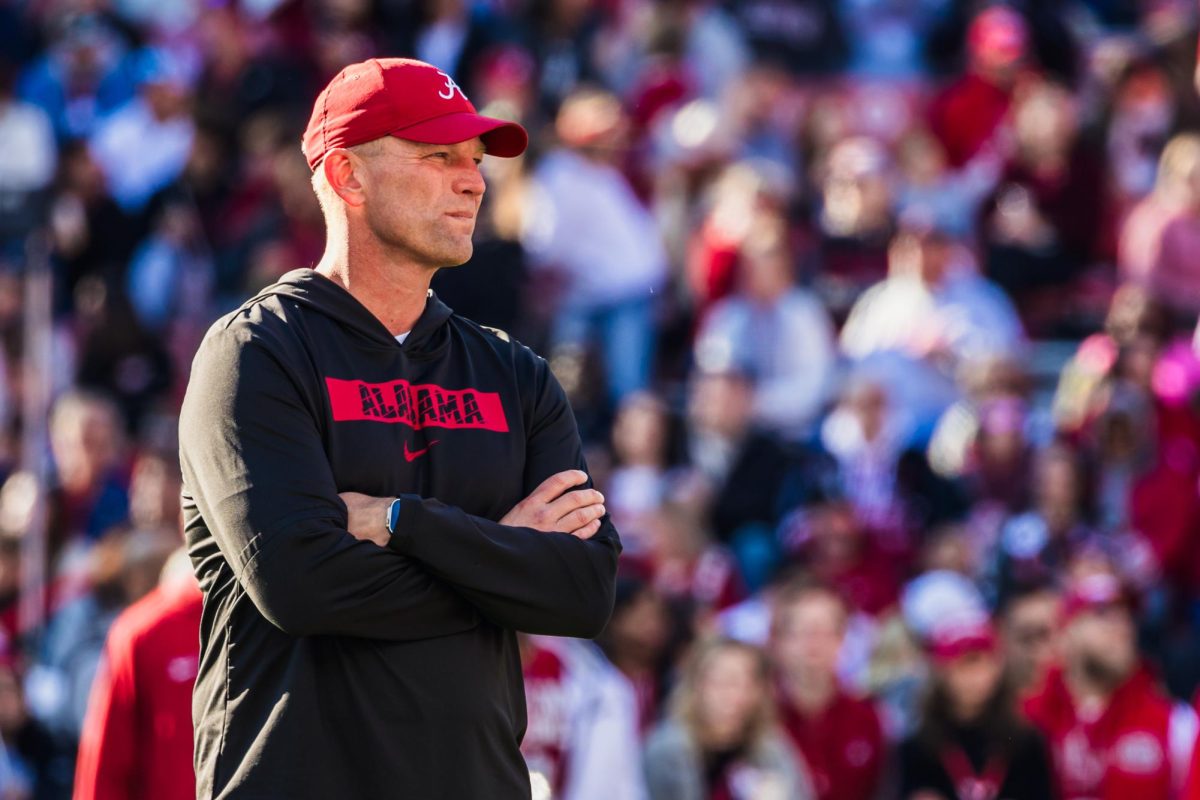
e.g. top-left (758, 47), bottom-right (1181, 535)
top-left (437, 71), bottom-right (467, 101)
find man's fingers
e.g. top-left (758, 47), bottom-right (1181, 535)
top-left (546, 488), bottom-right (604, 521)
top-left (570, 519), bottom-right (602, 540)
top-left (527, 470), bottom-right (589, 505)
top-left (558, 503), bottom-right (605, 533)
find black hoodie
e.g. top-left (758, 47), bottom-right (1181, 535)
top-left (179, 268), bottom-right (621, 799)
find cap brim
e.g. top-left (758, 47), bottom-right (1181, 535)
top-left (390, 112), bottom-right (528, 158)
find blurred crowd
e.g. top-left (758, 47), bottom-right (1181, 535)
top-left (1, 0), bottom-right (1200, 797)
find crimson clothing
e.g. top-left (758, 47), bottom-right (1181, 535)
top-left (778, 690), bottom-right (884, 800)
top-left (1024, 666), bottom-right (1188, 800)
top-left (521, 643), bottom-right (572, 795)
top-left (928, 73), bottom-right (1013, 168)
top-left (73, 580), bottom-right (203, 800)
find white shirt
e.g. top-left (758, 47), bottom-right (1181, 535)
top-left (523, 150), bottom-right (668, 306)
top-left (695, 288), bottom-right (836, 435)
top-left (395, 331), bottom-right (410, 345)
top-left (89, 98), bottom-right (194, 211)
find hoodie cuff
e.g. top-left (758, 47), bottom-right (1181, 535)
top-left (386, 494), bottom-right (425, 554)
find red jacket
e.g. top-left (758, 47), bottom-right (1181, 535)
top-left (73, 580), bottom-right (203, 800)
top-left (778, 689), bottom-right (885, 800)
top-left (1024, 666), bottom-right (1192, 800)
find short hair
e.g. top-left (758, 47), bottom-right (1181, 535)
top-left (771, 578), bottom-right (849, 635)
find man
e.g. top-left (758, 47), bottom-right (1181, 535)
top-left (73, 550), bottom-right (201, 800)
top-left (522, 86), bottom-right (667, 407)
top-left (178, 57), bottom-right (621, 799)
top-left (1023, 573), bottom-right (1197, 800)
top-left (769, 582), bottom-right (884, 800)
top-left (999, 583), bottom-right (1061, 698)
top-left (839, 205), bottom-right (1023, 433)
top-left (694, 220), bottom-right (835, 438)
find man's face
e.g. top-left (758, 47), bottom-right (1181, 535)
top-left (771, 593), bottom-right (845, 679)
top-left (357, 136), bottom-right (487, 269)
top-left (1003, 591), bottom-right (1060, 689)
top-left (1066, 604), bottom-right (1137, 688)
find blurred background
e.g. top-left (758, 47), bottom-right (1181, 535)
top-left (1, 0), bottom-right (1200, 798)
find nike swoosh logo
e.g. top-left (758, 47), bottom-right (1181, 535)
top-left (403, 440), bottom-right (439, 462)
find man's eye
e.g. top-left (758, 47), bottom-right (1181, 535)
top-left (429, 152), bottom-right (450, 160)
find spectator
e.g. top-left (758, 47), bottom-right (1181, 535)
top-left (999, 583), bottom-right (1061, 699)
top-left (694, 218), bottom-right (835, 437)
top-left (1119, 133), bottom-right (1200, 321)
top-left (25, 527), bottom-right (175, 755)
top-left (73, 547), bottom-right (201, 800)
top-left (0, 60), bottom-right (56, 250)
top-left (899, 615), bottom-right (1055, 799)
top-left (683, 367), bottom-right (799, 588)
top-left (643, 637), bottom-right (814, 800)
top-left (87, 49), bottom-right (195, 213)
top-left (987, 442), bottom-right (1096, 607)
top-left (645, 496), bottom-right (746, 622)
top-left (0, 656), bottom-right (60, 800)
top-left (46, 391), bottom-right (128, 557)
top-left (604, 392), bottom-right (674, 551)
top-left (1024, 573), bottom-right (1198, 800)
top-left (928, 6), bottom-right (1031, 169)
top-left (981, 79), bottom-right (1105, 334)
top-left (519, 634), bottom-right (648, 800)
top-left (840, 205), bottom-right (1024, 433)
top-left (522, 86), bottom-right (668, 407)
top-left (597, 572), bottom-right (675, 736)
top-left (813, 137), bottom-right (895, 311)
top-left (769, 582), bottom-right (885, 800)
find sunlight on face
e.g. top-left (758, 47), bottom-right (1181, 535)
top-left (358, 136), bottom-right (488, 269)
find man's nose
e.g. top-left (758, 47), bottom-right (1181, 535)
top-left (456, 160), bottom-right (486, 197)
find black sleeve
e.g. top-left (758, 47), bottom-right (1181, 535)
top-left (387, 353), bottom-right (621, 638)
top-left (1011, 727), bottom-right (1056, 800)
top-left (179, 324), bottom-right (480, 640)
top-left (897, 737), bottom-right (951, 800)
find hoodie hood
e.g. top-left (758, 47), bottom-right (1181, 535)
top-left (253, 268), bottom-right (455, 358)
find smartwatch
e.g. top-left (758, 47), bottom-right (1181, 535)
top-left (385, 497), bottom-right (403, 537)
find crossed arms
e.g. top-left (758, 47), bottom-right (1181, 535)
top-left (178, 327), bottom-right (621, 642)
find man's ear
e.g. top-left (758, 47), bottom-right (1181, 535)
top-left (324, 149), bottom-right (368, 208)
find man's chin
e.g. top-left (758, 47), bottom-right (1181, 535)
top-left (437, 244), bottom-right (474, 268)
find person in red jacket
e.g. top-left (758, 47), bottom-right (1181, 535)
top-left (769, 581), bottom-right (884, 800)
top-left (72, 552), bottom-right (202, 800)
top-left (928, 6), bottom-right (1032, 168)
top-left (1023, 573), bottom-right (1198, 800)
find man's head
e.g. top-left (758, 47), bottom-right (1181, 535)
top-left (1001, 584), bottom-right (1061, 692)
top-left (1061, 574), bottom-right (1138, 692)
top-left (301, 58), bottom-right (528, 269)
top-left (769, 582), bottom-right (848, 680)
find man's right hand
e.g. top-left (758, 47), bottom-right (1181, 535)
top-left (500, 470), bottom-right (605, 540)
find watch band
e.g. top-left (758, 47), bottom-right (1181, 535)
top-left (385, 497), bottom-right (402, 536)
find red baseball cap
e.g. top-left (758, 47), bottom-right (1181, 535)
top-left (927, 616), bottom-right (998, 664)
top-left (301, 58), bottom-right (528, 170)
top-left (1061, 573), bottom-right (1128, 623)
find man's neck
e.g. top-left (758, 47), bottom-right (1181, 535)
top-left (315, 246), bottom-right (436, 337)
top-left (782, 671), bottom-right (837, 717)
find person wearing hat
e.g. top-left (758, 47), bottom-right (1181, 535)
top-left (178, 58), bottom-right (621, 798)
top-left (899, 614), bottom-right (1054, 800)
top-left (1023, 573), bottom-right (1197, 800)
